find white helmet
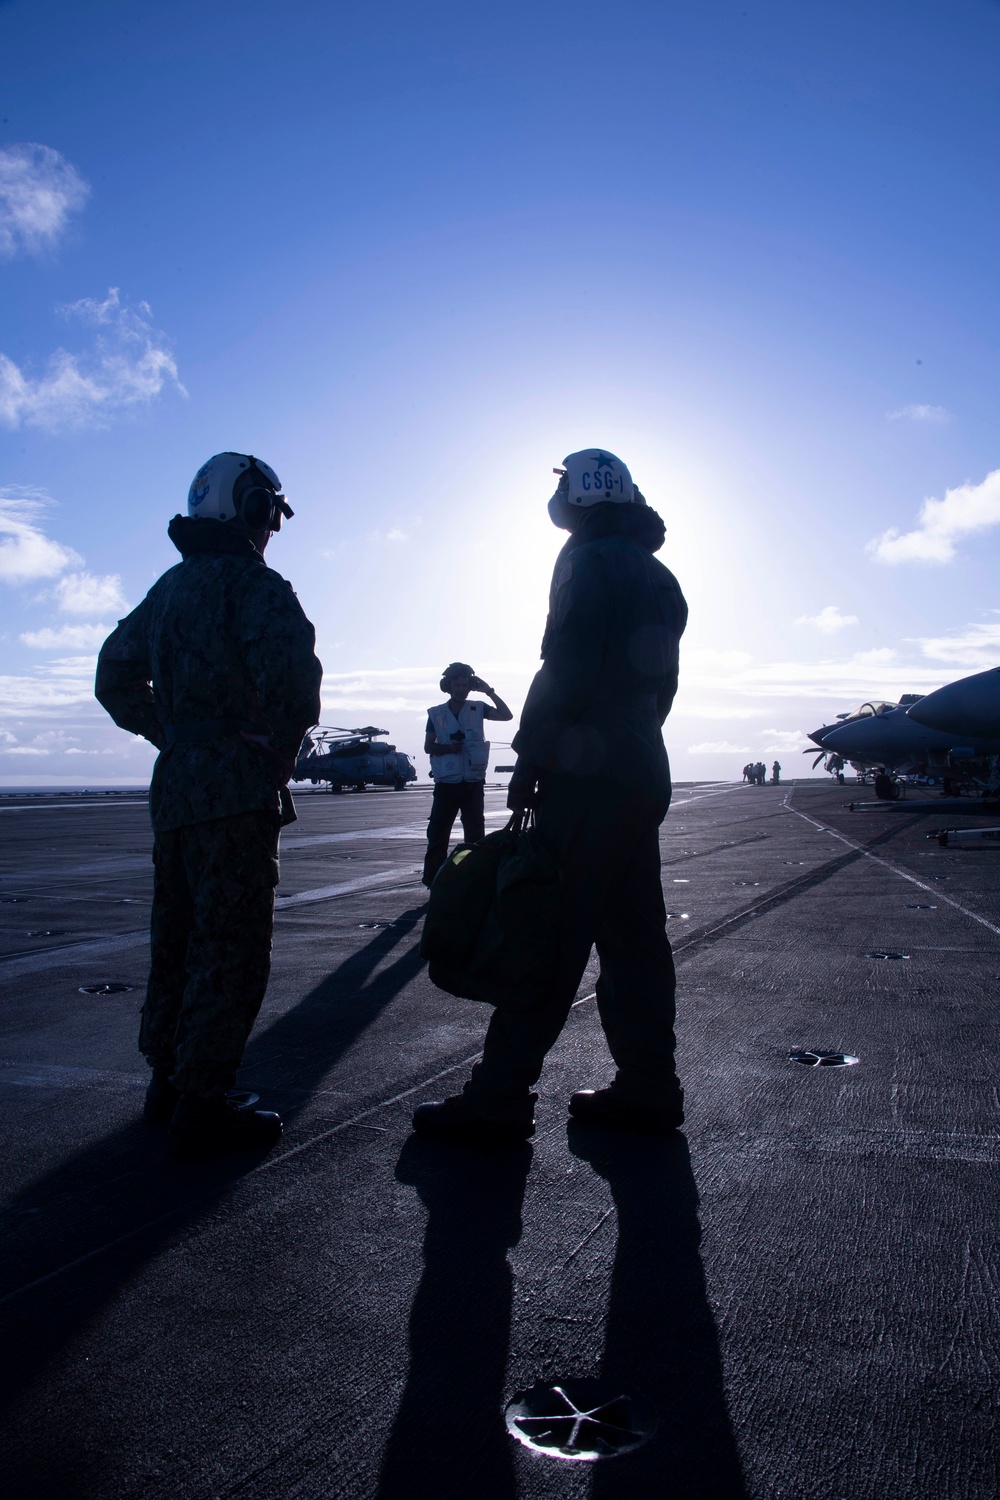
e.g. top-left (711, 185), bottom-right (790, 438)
top-left (187, 452), bottom-right (293, 530)
top-left (555, 449), bottom-right (640, 507)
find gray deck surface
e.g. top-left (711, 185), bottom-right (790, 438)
top-left (0, 780), bottom-right (997, 1498)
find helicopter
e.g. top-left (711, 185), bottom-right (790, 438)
top-left (293, 726), bottom-right (418, 793)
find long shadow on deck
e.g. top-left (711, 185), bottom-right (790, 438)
top-left (0, 903), bottom-right (429, 1488)
top-left (569, 1124), bottom-right (747, 1499)
top-left (376, 1135), bottom-right (532, 1500)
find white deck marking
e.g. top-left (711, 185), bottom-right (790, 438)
top-left (669, 784), bottom-right (748, 806)
top-left (0, 866), bottom-right (424, 975)
top-left (782, 791), bottom-right (1000, 941)
top-left (274, 868), bottom-right (421, 909)
top-left (0, 801), bottom-right (148, 813)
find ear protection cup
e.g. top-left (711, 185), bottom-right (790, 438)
top-left (240, 485), bottom-right (278, 531)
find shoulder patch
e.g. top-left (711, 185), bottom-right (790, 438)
top-left (555, 560), bottom-right (573, 590)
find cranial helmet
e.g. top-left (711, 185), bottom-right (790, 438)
top-left (555, 449), bottom-right (641, 508)
top-left (187, 452), bottom-right (293, 530)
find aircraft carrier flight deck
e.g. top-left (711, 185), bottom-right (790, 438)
top-left (1, 779), bottom-right (997, 1499)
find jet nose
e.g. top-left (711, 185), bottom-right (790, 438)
top-left (807, 726), bottom-right (833, 748)
top-left (907, 668), bottom-right (1000, 739)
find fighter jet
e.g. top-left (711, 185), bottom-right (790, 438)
top-left (804, 700), bottom-right (904, 779)
top-left (907, 666), bottom-right (1000, 741)
top-left (813, 692), bottom-right (1000, 799)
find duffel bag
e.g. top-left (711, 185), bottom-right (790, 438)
top-left (421, 810), bottom-right (562, 1007)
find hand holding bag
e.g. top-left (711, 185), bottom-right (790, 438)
top-left (420, 810), bottom-right (562, 1008)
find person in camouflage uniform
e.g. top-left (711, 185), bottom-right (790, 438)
top-left (96, 452), bottom-right (322, 1157)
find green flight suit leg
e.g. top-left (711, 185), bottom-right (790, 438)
top-left (141, 811), bottom-right (281, 1098)
top-left (463, 773), bottom-right (679, 1118)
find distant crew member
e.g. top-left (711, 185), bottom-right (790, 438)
top-left (771, 761), bottom-right (781, 784)
top-left (422, 664), bottom-right (513, 886)
top-left (742, 763), bottom-right (753, 783)
top-left (755, 760), bottom-right (766, 786)
top-left (414, 448), bottom-right (688, 1145)
top-left (96, 453), bottom-right (322, 1158)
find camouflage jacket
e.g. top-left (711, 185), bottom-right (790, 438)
top-left (96, 517), bottom-right (323, 832)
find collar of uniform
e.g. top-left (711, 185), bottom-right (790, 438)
top-left (167, 515), bottom-right (266, 562)
top-left (558, 501), bottom-right (666, 558)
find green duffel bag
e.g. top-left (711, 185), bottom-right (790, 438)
top-left (421, 811), bottom-right (562, 1008)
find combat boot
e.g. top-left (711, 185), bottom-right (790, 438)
top-left (143, 1067), bottom-right (181, 1125)
top-left (168, 1094), bottom-right (282, 1160)
top-left (568, 1087), bottom-right (684, 1135)
top-left (412, 1093), bottom-right (535, 1149)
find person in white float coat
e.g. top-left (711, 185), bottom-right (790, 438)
top-left (422, 663), bottom-right (513, 886)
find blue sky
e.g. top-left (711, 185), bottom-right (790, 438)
top-left (2, 0), bottom-right (1000, 784)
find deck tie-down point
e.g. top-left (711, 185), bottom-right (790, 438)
top-left (789, 1051), bottom-right (859, 1068)
top-left (866, 950), bottom-right (909, 960)
top-left (78, 982), bottom-right (134, 995)
top-left (505, 1379), bottom-right (658, 1461)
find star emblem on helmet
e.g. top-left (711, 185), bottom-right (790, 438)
top-left (590, 451), bottom-right (615, 470)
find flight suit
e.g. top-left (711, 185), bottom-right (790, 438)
top-left (96, 516), bottom-right (322, 1098)
top-left (463, 502), bottom-right (688, 1119)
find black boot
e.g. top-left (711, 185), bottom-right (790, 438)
top-left (168, 1094), bottom-right (282, 1160)
top-left (144, 1067), bottom-right (181, 1126)
top-left (568, 1087), bottom-right (684, 1135)
top-left (412, 1093), bottom-right (535, 1148)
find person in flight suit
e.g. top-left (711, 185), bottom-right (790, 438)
top-left (422, 663), bottom-right (512, 886)
top-left (414, 448), bottom-right (688, 1145)
top-left (96, 453), bottom-right (322, 1158)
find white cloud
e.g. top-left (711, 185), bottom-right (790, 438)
top-left (794, 604), bottom-right (859, 635)
top-left (0, 143), bottom-right (89, 258)
top-left (385, 528), bottom-right (408, 543)
top-left (0, 668), bottom-right (96, 712)
top-left (670, 704), bottom-right (763, 720)
top-left (676, 644), bottom-right (950, 705)
top-left (0, 493), bottom-right (82, 582)
top-left (683, 648), bottom-right (753, 671)
top-left (0, 728), bottom-right (86, 757)
top-left (911, 617), bottom-right (1000, 669)
top-left (20, 623), bottom-right (109, 650)
top-left (868, 467), bottom-right (1000, 565)
top-left (686, 740), bottom-right (751, 755)
top-left (0, 288), bottom-right (185, 432)
top-left (885, 404), bottom-right (950, 424)
top-left (761, 729), bottom-right (807, 752)
top-left (53, 570), bottom-right (127, 615)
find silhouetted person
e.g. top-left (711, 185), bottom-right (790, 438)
top-left (771, 760), bottom-right (781, 784)
top-left (414, 449), bottom-right (687, 1146)
top-left (422, 664), bottom-right (512, 886)
top-left (95, 452), bottom-right (322, 1158)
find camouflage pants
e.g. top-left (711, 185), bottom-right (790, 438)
top-left (140, 811), bottom-right (281, 1098)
